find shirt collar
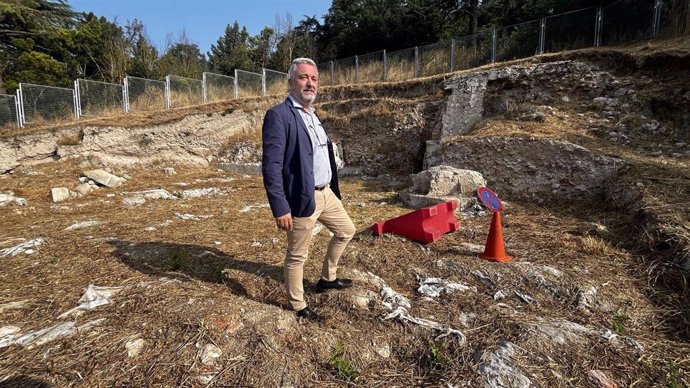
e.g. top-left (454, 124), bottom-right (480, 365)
top-left (288, 95), bottom-right (315, 114)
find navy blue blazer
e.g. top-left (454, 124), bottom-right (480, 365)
top-left (261, 98), bottom-right (341, 218)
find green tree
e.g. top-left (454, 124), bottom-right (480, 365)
top-left (125, 19), bottom-right (160, 79)
top-left (207, 21), bottom-right (253, 75)
top-left (0, 0), bottom-right (77, 91)
top-left (159, 40), bottom-right (207, 78)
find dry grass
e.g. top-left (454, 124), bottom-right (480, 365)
top-left (0, 157), bottom-right (688, 386)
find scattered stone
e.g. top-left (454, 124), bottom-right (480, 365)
top-left (0, 300), bottom-right (27, 313)
top-left (125, 338), bottom-right (145, 358)
top-left (475, 341), bottom-right (531, 388)
top-left (402, 165), bottom-right (486, 209)
top-left (65, 221), bottom-right (101, 231)
top-left (0, 238), bottom-right (44, 257)
top-left (179, 187), bottom-right (222, 198)
top-left (74, 183), bottom-right (93, 197)
top-left (587, 369), bottom-right (619, 388)
top-left (163, 167), bottom-right (177, 175)
top-left (312, 222), bottom-right (323, 236)
top-left (373, 341), bottom-right (391, 358)
top-left (123, 197), bottom-right (146, 207)
top-left (50, 187), bottom-right (70, 203)
top-left (0, 191), bottom-right (27, 206)
top-left (240, 204), bottom-right (270, 212)
top-left (83, 169), bottom-right (126, 188)
top-left (175, 213), bottom-right (213, 220)
top-left (352, 291), bottom-right (378, 309)
top-left (144, 226), bottom-right (157, 232)
top-left (200, 344), bottom-right (223, 365)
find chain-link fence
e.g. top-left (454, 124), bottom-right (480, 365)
top-left (235, 69), bottom-right (262, 98)
top-left (419, 41), bottom-right (452, 77)
top-left (544, 7), bottom-right (598, 53)
top-left (317, 0), bottom-right (687, 85)
top-left (19, 83), bottom-right (75, 126)
top-left (264, 69), bottom-right (288, 96)
top-left (386, 47), bottom-right (416, 82)
top-left (4, 0), bottom-right (688, 129)
top-left (358, 51), bottom-right (385, 83)
top-left (658, 0), bottom-right (689, 36)
top-left (333, 56), bottom-right (357, 85)
top-left (124, 76), bottom-right (165, 112)
top-left (76, 79), bottom-right (123, 117)
top-left (0, 94), bottom-right (19, 130)
top-left (203, 72), bottom-right (235, 103)
top-left (317, 62), bottom-right (334, 86)
top-left (495, 19), bottom-right (541, 62)
top-left (166, 75), bottom-right (203, 108)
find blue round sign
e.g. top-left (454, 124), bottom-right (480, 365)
top-left (477, 187), bottom-right (503, 212)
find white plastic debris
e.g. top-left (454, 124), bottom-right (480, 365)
top-left (514, 291), bottom-right (536, 304)
top-left (373, 273), bottom-right (466, 342)
top-left (57, 284), bottom-right (124, 318)
top-left (0, 238), bottom-right (44, 257)
top-left (471, 270), bottom-right (496, 288)
top-left (417, 276), bottom-right (477, 297)
top-left (65, 221), bottom-right (101, 231)
top-left (174, 212), bottom-right (213, 220)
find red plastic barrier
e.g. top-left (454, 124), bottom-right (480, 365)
top-left (371, 201), bottom-right (460, 244)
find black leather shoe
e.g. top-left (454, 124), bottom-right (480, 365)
top-left (296, 307), bottom-right (322, 321)
top-left (316, 278), bottom-right (353, 292)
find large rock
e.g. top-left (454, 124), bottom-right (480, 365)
top-left (401, 165), bottom-right (486, 209)
top-left (83, 169), bottom-right (125, 188)
top-left (50, 187), bottom-right (70, 203)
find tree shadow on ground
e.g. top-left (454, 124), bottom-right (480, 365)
top-left (0, 376), bottom-right (54, 388)
top-left (108, 240), bottom-right (294, 308)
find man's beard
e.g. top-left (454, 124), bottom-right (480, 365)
top-left (292, 88), bottom-right (317, 105)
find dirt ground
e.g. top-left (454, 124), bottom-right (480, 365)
top-left (0, 157), bottom-right (688, 387)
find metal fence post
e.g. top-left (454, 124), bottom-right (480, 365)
top-left (539, 18), bottom-right (546, 54)
top-left (330, 61), bottom-right (335, 85)
top-left (15, 90), bottom-right (22, 128)
top-left (594, 7), bottom-right (603, 47)
top-left (234, 69), bottom-right (238, 99)
top-left (262, 68), bottom-right (267, 95)
top-left (491, 28), bottom-right (497, 62)
top-left (414, 46), bottom-right (419, 78)
top-left (652, 0), bottom-right (663, 36)
top-left (450, 39), bottom-right (456, 72)
top-left (73, 80), bottom-right (80, 119)
top-left (383, 50), bottom-right (387, 81)
top-left (355, 55), bottom-right (359, 83)
top-left (123, 77), bottom-right (129, 112)
top-left (202, 72), bottom-right (207, 104)
top-left (164, 75), bottom-right (171, 109)
top-left (17, 84), bottom-right (25, 126)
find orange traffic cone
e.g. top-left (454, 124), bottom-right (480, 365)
top-left (479, 211), bottom-right (512, 262)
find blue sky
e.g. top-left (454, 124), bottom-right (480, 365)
top-left (68, 0), bottom-right (332, 55)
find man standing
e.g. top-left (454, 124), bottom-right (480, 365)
top-left (261, 58), bottom-right (356, 321)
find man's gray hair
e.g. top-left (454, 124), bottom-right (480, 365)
top-left (288, 58), bottom-right (317, 80)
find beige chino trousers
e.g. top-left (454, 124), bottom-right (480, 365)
top-left (285, 186), bottom-right (356, 311)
